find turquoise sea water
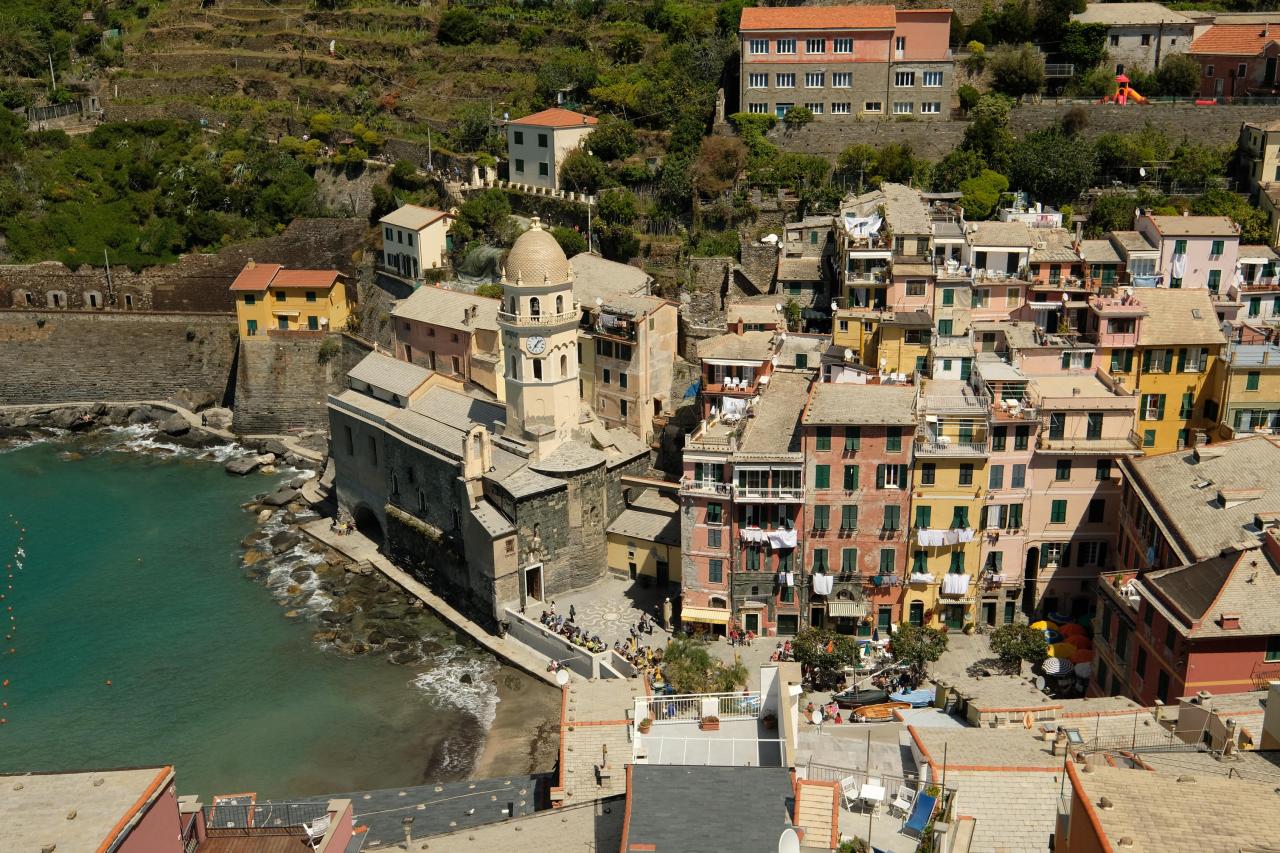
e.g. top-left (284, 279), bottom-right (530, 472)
top-left (0, 431), bottom-right (498, 800)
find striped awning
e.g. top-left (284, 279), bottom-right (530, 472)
top-left (827, 600), bottom-right (866, 618)
top-left (681, 606), bottom-right (731, 625)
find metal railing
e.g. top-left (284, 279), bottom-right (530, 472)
top-left (203, 802), bottom-right (328, 835)
top-left (1037, 433), bottom-right (1141, 453)
top-left (497, 306), bottom-right (580, 325)
top-left (914, 431), bottom-right (989, 456)
top-left (679, 477), bottom-right (732, 497)
top-left (637, 691), bottom-right (762, 724)
top-left (734, 484), bottom-right (806, 502)
top-left (638, 734), bottom-right (784, 767)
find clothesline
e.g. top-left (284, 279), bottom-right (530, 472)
top-left (916, 527), bottom-right (975, 547)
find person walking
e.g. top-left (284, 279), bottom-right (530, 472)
top-left (569, 603), bottom-right (577, 623)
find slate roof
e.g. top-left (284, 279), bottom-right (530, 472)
top-left (392, 285), bottom-right (500, 332)
top-left (1072, 2), bottom-right (1195, 26)
top-left (1142, 553), bottom-right (1238, 623)
top-left (2, 767), bottom-right (175, 853)
top-left (494, 465), bottom-right (565, 500)
top-left (1078, 239), bottom-right (1122, 264)
top-left (1133, 288), bottom-right (1226, 347)
top-left (347, 351), bottom-right (431, 399)
top-left (740, 5), bottom-right (897, 30)
top-left (698, 330), bottom-right (778, 361)
top-left (727, 302), bottom-right (784, 325)
top-left (882, 182), bottom-right (931, 235)
top-left (380, 204), bottom-right (452, 231)
top-left (622, 765), bottom-right (795, 853)
top-left (1142, 546), bottom-right (1280, 638)
top-left (1067, 764), bottom-right (1280, 852)
top-left (778, 256), bottom-right (824, 282)
top-left (1122, 435), bottom-right (1280, 562)
top-left (803, 383), bottom-right (916, 425)
top-left (1143, 214), bottom-right (1240, 237)
top-left (1108, 230), bottom-right (1158, 255)
top-left (1030, 229), bottom-right (1080, 263)
top-left (607, 506), bottom-right (680, 546)
top-left (529, 439), bottom-right (606, 474)
top-left (1190, 23), bottom-right (1280, 56)
top-left (946, 770), bottom-right (1064, 853)
top-left (967, 221), bottom-right (1034, 248)
top-left (740, 370), bottom-right (811, 454)
top-left (569, 253), bottom-right (652, 306)
top-left (471, 499), bottom-right (515, 537)
top-left (510, 107), bottom-right (597, 128)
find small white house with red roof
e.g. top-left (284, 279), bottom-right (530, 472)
top-left (503, 107), bottom-right (598, 190)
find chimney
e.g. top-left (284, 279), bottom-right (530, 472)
top-left (246, 258), bottom-right (255, 268)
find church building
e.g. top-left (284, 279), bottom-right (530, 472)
top-left (327, 220), bottom-right (650, 626)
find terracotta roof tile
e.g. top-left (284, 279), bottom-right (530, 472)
top-left (228, 262), bottom-right (282, 292)
top-left (1190, 24), bottom-right (1280, 56)
top-left (510, 108), bottom-right (598, 128)
top-left (740, 5), bottom-right (898, 30)
top-left (228, 262), bottom-right (340, 291)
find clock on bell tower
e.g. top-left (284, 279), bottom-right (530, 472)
top-left (497, 218), bottom-right (580, 458)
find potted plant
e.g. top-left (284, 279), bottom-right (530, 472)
top-left (963, 622), bottom-right (976, 635)
top-left (637, 717), bottom-right (653, 734)
top-left (762, 713), bottom-right (778, 731)
top-left (699, 715), bottom-right (720, 732)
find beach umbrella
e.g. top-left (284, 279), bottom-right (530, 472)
top-left (1043, 657), bottom-right (1074, 676)
top-left (1070, 636), bottom-right (1093, 650)
top-left (1059, 623), bottom-right (1087, 638)
top-left (1074, 661), bottom-right (1093, 679)
top-left (1048, 642), bottom-right (1078, 658)
top-left (1029, 620), bottom-right (1057, 631)
top-left (1071, 648), bottom-right (1095, 664)
top-left (1043, 629), bottom-right (1063, 644)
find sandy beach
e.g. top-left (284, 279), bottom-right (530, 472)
top-left (472, 665), bottom-right (562, 779)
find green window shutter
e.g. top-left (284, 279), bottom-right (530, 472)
top-left (1007, 503), bottom-right (1023, 529)
top-left (915, 505), bottom-right (932, 528)
top-left (1157, 394), bottom-right (1166, 420)
top-left (912, 551), bottom-right (927, 572)
top-left (814, 505), bottom-right (829, 530)
top-left (1061, 542), bottom-right (1072, 566)
top-left (1247, 371), bottom-right (1260, 390)
top-left (816, 426), bottom-right (831, 450)
top-left (843, 465), bottom-right (858, 490)
top-left (880, 548), bottom-right (895, 573)
top-left (883, 506), bottom-right (900, 531)
top-left (1040, 547), bottom-right (1051, 568)
top-left (1084, 352), bottom-right (1093, 368)
top-left (876, 464), bottom-right (885, 489)
top-left (898, 464), bottom-right (908, 486)
top-left (1061, 352), bottom-right (1071, 369)
top-left (1177, 348), bottom-right (1187, 372)
top-left (842, 548), bottom-right (858, 572)
top-left (979, 506), bottom-right (989, 529)
top-left (1051, 499), bottom-right (1067, 523)
top-left (1142, 350), bottom-right (1153, 373)
top-left (949, 551), bottom-right (964, 574)
top-left (815, 465), bottom-right (830, 489)
top-left (845, 426), bottom-right (861, 450)
top-left (841, 504), bottom-right (858, 529)
top-left (1180, 392), bottom-right (1193, 419)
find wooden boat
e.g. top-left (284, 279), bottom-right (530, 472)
top-left (853, 701), bottom-right (911, 722)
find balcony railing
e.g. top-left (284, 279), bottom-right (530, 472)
top-left (734, 484), bottom-right (806, 502)
top-left (679, 477), bottom-right (733, 497)
top-left (636, 691), bottom-right (762, 724)
top-left (497, 305), bottom-right (580, 325)
top-left (914, 435), bottom-right (989, 456)
top-left (203, 802), bottom-right (329, 835)
top-left (1036, 433), bottom-right (1141, 453)
top-left (1237, 277), bottom-right (1279, 292)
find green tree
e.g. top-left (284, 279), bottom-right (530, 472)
top-left (599, 223), bottom-right (640, 262)
top-left (959, 169), bottom-right (1010, 220)
top-left (1086, 190), bottom-right (1166, 236)
top-left (957, 84), bottom-right (981, 113)
top-left (656, 155), bottom-right (694, 213)
top-left (874, 143), bottom-right (923, 185)
top-left (551, 226), bottom-right (588, 257)
top-left (454, 189), bottom-right (512, 243)
top-left (988, 623), bottom-right (1049, 672)
top-left (475, 283), bottom-right (504, 299)
top-left (783, 105), bottom-right (815, 130)
top-left (597, 188), bottom-right (639, 226)
top-left (962, 94), bottom-right (1015, 171)
top-left (993, 0), bottom-right (1034, 44)
top-left (559, 149), bottom-right (610, 193)
top-left (792, 627), bottom-right (861, 688)
top-left (451, 103), bottom-right (501, 154)
top-left (1192, 188), bottom-right (1271, 244)
top-left (988, 43), bottom-right (1046, 98)
top-left (836, 143), bottom-right (878, 186)
top-left (1058, 21), bottom-right (1106, 71)
top-left (932, 148), bottom-right (986, 193)
top-left (662, 637), bottom-right (747, 693)
top-left (1156, 54), bottom-right (1200, 97)
top-left (437, 7), bottom-right (485, 46)
top-left (1009, 129), bottom-right (1096, 206)
top-left (586, 116), bottom-right (639, 162)
top-left (1168, 142), bottom-right (1230, 191)
top-left (888, 625), bottom-right (949, 685)
top-left (693, 134), bottom-right (748, 196)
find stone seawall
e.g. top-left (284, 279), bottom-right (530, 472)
top-left (232, 333), bottom-right (372, 434)
top-left (776, 102), bottom-right (1271, 160)
top-left (0, 311), bottom-right (237, 406)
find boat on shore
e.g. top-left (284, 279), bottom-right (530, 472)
top-left (853, 702), bottom-right (911, 723)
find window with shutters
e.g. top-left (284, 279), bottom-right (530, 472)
top-left (912, 550), bottom-right (928, 572)
top-left (886, 427), bottom-right (902, 452)
top-left (1247, 371), bottom-right (1261, 391)
top-left (1110, 349), bottom-right (1134, 373)
top-left (1096, 459), bottom-right (1112, 480)
top-left (815, 464), bottom-right (830, 489)
top-left (989, 465), bottom-right (1004, 489)
top-left (845, 426), bottom-right (861, 451)
top-left (708, 559), bottom-right (723, 583)
top-left (1180, 392), bottom-right (1193, 419)
top-left (1012, 464), bottom-right (1026, 488)
top-left (1210, 239), bottom-right (1224, 259)
top-left (843, 465), bottom-right (859, 491)
top-left (813, 505), bottom-right (830, 532)
top-left (1056, 460), bottom-right (1072, 481)
top-left (1051, 499), bottom-right (1068, 523)
top-left (816, 426), bottom-right (831, 451)
top-left (920, 463), bottom-right (936, 486)
top-left (915, 505), bottom-right (932, 529)
top-left (992, 426), bottom-right (1007, 451)
top-left (841, 505), bottom-right (858, 531)
top-left (949, 551), bottom-right (965, 574)
top-left (1141, 394), bottom-right (1165, 421)
top-left (1180, 347), bottom-right (1207, 373)
top-left (880, 464), bottom-right (904, 488)
top-left (959, 464), bottom-right (974, 486)
top-left (951, 506), bottom-right (969, 528)
top-left (812, 548), bottom-right (829, 571)
top-left (1048, 412), bottom-right (1065, 440)
top-left (1088, 499), bottom-right (1105, 523)
top-left (1087, 412), bottom-right (1103, 440)
top-left (1014, 426), bottom-right (1030, 450)
top-left (883, 506), bottom-right (901, 531)
top-left (880, 548), bottom-right (896, 573)
top-left (841, 548), bottom-right (858, 572)
top-left (1006, 503), bottom-right (1023, 530)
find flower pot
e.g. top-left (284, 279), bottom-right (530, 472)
top-left (699, 716), bottom-right (720, 732)
top-left (638, 718), bottom-right (653, 734)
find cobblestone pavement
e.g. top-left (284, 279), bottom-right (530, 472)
top-left (546, 575), bottom-right (676, 647)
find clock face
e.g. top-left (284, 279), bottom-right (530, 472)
top-left (526, 335), bottom-right (547, 355)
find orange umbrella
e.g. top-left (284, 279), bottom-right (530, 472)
top-left (1071, 636), bottom-right (1093, 650)
top-left (1071, 648), bottom-right (1095, 664)
top-left (1059, 623), bottom-right (1087, 638)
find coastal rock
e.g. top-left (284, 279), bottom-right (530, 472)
top-left (127, 406), bottom-right (156, 425)
top-left (319, 610), bottom-right (351, 626)
top-left (289, 566), bottom-right (314, 583)
top-left (241, 530), bottom-right (268, 547)
top-left (259, 438), bottom-right (289, 457)
top-left (169, 389), bottom-right (217, 413)
top-left (202, 408), bottom-right (233, 431)
top-left (243, 550), bottom-right (269, 566)
top-left (256, 509), bottom-right (273, 524)
top-left (0, 426), bottom-right (33, 440)
top-left (261, 487), bottom-right (298, 508)
top-left (107, 405), bottom-right (131, 425)
top-left (389, 649), bottom-right (421, 665)
top-left (158, 413), bottom-right (191, 436)
top-left (269, 531), bottom-right (302, 553)
top-left (224, 455), bottom-right (261, 476)
top-left (48, 408), bottom-right (85, 430)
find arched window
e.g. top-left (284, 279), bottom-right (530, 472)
top-left (529, 296), bottom-right (541, 317)
top-left (555, 294), bottom-right (564, 314)
top-left (560, 353), bottom-right (568, 378)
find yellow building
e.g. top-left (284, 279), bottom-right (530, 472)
top-left (832, 308), bottom-right (932, 377)
top-left (604, 488), bottom-right (680, 587)
top-left (1095, 289), bottom-right (1227, 454)
top-left (230, 260), bottom-right (351, 338)
top-left (1217, 340), bottom-right (1280, 439)
top-left (904, 379), bottom-right (989, 631)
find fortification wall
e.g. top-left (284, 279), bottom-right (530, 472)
top-left (0, 218), bottom-right (369, 313)
top-left (232, 333), bottom-right (372, 434)
top-left (0, 311), bottom-right (237, 406)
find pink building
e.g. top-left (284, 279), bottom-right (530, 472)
top-left (738, 6), bottom-right (954, 121)
top-left (1135, 214), bottom-right (1240, 293)
top-left (695, 328), bottom-right (780, 420)
top-left (1189, 24), bottom-right (1280, 100)
top-left (391, 285), bottom-right (503, 398)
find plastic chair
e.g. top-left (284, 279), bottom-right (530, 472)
top-left (304, 813), bottom-right (331, 851)
top-left (839, 776), bottom-right (861, 811)
top-left (890, 784), bottom-right (916, 818)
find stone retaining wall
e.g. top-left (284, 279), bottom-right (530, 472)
top-left (232, 333), bottom-right (371, 434)
top-left (0, 311), bottom-right (237, 406)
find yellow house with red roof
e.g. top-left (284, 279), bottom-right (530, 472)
top-left (229, 260), bottom-right (351, 338)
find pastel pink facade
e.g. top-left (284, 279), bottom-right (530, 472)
top-left (118, 776), bottom-right (183, 853)
top-left (1135, 214), bottom-right (1240, 292)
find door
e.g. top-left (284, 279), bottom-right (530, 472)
top-left (1267, 57), bottom-right (1278, 85)
top-left (1215, 78), bottom-right (1224, 96)
top-left (982, 602), bottom-right (997, 626)
top-left (877, 606), bottom-right (892, 634)
top-left (277, 316), bottom-right (289, 331)
top-left (744, 612), bottom-right (760, 634)
top-left (810, 607), bottom-right (826, 629)
top-left (908, 600), bottom-right (924, 627)
top-left (1004, 600), bottom-right (1015, 624)
top-left (525, 564), bottom-right (543, 602)
top-left (656, 560), bottom-right (669, 588)
top-left (307, 315), bottom-right (319, 331)
top-left (944, 604), bottom-right (965, 630)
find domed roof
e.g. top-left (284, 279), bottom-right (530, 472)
top-left (503, 218), bottom-right (571, 285)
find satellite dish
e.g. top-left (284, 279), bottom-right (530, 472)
top-left (775, 303), bottom-right (783, 312)
top-left (1034, 676), bottom-right (1046, 690)
top-left (844, 348), bottom-right (854, 362)
top-left (778, 828), bottom-right (801, 853)
top-left (1139, 167), bottom-right (1147, 178)
top-left (555, 668), bottom-right (570, 686)
top-left (811, 709), bottom-right (823, 726)
top-left (831, 300), bottom-right (839, 312)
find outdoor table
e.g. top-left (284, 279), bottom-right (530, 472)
top-left (860, 783), bottom-right (886, 812)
